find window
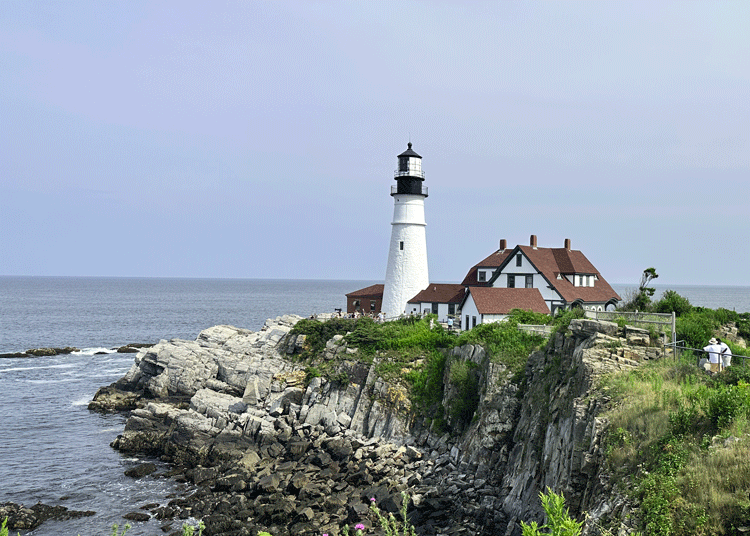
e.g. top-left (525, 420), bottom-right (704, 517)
top-left (516, 254), bottom-right (522, 267)
top-left (472, 316), bottom-right (477, 328)
top-left (353, 299), bottom-right (360, 311)
top-left (466, 315), bottom-right (470, 329)
top-left (478, 271), bottom-right (486, 282)
top-left (448, 303), bottom-right (456, 315)
top-left (588, 275), bottom-right (594, 287)
top-left (525, 275), bottom-right (533, 288)
top-left (399, 241), bottom-right (404, 250)
top-left (432, 303), bottom-right (438, 314)
top-left (508, 275), bottom-right (515, 288)
top-left (399, 157), bottom-right (408, 172)
top-left (370, 300), bottom-right (376, 311)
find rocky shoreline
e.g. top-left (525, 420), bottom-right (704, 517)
top-left (83, 316), bottom-right (661, 536)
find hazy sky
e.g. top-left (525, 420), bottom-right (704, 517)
top-left (1, 1), bottom-right (748, 285)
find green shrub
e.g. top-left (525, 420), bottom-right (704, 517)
top-left (653, 290), bottom-right (692, 316)
top-left (676, 311), bottom-right (719, 350)
top-left (550, 308), bottom-right (586, 334)
top-left (456, 320), bottom-right (546, 374)
top-left (446, 360), bottom-right (480, 427)
top-left (507, 308), bottom-right (552, 325)
top-left (704, 383), bottom-right (750, 432)
top-left (290, 317), bottom-right (357, 358)
top-left (405, 350), bottom-right (446, 411)
top-left (520, 488), bottom-right (583, 536)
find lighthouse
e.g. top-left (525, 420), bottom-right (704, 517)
top-left (381, 143), bottom-right (430, 319)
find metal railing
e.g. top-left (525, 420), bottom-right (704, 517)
top-left (391, 184), bottom-right (428, 196)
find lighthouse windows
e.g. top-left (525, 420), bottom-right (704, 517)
top-left (400, 241), bottom-right (404, 251)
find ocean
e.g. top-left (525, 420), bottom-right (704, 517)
top-left (0, 277), bottom-right (748, 535)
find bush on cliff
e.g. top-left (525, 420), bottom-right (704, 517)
top-left (456, 314), bottom-right (548, 375)
top-left (291, 316), bottom-right (358, 358)
top-left (520, 489), bottom-right (583, 536)
top-left (653, 290), bottom-right (693, 316)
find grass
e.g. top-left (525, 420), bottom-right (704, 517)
top-left (602, 355), bottom-right (750, 535)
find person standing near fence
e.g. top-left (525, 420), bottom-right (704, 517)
top-left (703, 338), bottom-right (723, 372)
top-left (717, 338), bottom-right (732, 368)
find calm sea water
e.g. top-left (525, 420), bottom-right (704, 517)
top-left (0, 277), bottom-right (748, 535)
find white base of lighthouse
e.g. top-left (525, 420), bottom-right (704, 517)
top-left (382, 194), bottom-right (429, 319)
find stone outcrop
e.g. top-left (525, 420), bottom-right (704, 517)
top-left (0, 347), bottom-right (80, 358)
top-left (0, 502), bottom-right (95, 531)
top-left (90, 315), bottom-right (663, 536)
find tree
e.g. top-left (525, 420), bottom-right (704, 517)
top-left (620, 267), bottom-right (659, 311)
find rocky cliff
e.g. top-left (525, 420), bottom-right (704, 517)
top-left (90, 315), bottom-right (663, 536)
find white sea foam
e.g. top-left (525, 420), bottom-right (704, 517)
top-left (71, 396), bottom-right (92, 406)
top-left (0, 363), bottom-right (77, 374)
top-left (73, 347), bottom-right (117, 356)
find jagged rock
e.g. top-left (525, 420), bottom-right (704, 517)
top-left (124, 462), bottom-right (157, 478)
top-left (123, 511), bottom-right (151, 521)
top-left (0, 502), bottom-right (95, 531)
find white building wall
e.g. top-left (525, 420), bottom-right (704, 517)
top-left (489, 259), bottom-right (561, 303)
top-left (461, 295), bottom-right (480, 329)
top-left (382, 194), bottom-right (429, 319)
top-left (482, 314), bottom-right (508, 323)
top-left (412, 302), bottom-right (454, 322)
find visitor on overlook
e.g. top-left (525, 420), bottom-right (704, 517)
top-left (717, 338), bottom-right (732, 368)
top-left (703, 338), bottom-right (723, 372)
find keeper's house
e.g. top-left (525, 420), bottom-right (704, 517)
top-left (460, 235), bottom-right (620, 317)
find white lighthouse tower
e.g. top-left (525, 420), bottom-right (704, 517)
top-left (381, 143), bottom-right (429, 319)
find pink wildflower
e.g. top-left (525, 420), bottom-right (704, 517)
top-left (370, 497), bottom-right (376, 502)
top-left (355, 523), bottom-right (365, 530)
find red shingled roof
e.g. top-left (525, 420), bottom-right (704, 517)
top-left (407, 284), bottom-right (466, 304)
top-left (345, 284), bottom-right (384, 298)
top-left (467, 287), bottom-right (550, 315)
top-left (460, 249), bottom-right (512, 286)
top-left (513, 245), bottom-right (620, 304)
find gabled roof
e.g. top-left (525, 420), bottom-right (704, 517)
top-left (407, 284), bottom-right (466, 304)
top-left (346, 284), bottom-right (384, 298)
top-left (460, 248), bottom-right (513, 286)
top-left (488, 245), bottom-right (620, 304)
top-left (465, 287), bottom-right (550, 315)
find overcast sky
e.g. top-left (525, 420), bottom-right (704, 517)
top-left (1, 1), bottom-right (748, 286)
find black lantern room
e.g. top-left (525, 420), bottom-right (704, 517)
top-left (392, 142), bottom-right (427, 197)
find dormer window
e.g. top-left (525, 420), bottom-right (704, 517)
top-left (516, 254), bottom-right (522, 267)
top-left (478, 271), bottom-right (486, 282)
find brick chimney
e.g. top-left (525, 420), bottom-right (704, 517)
top-left (499, 239), bottom-right (507, 252)
top-left (530, 234), bottom-right (537, 249)
top-left (564, 238), bottom-right (571, 251)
